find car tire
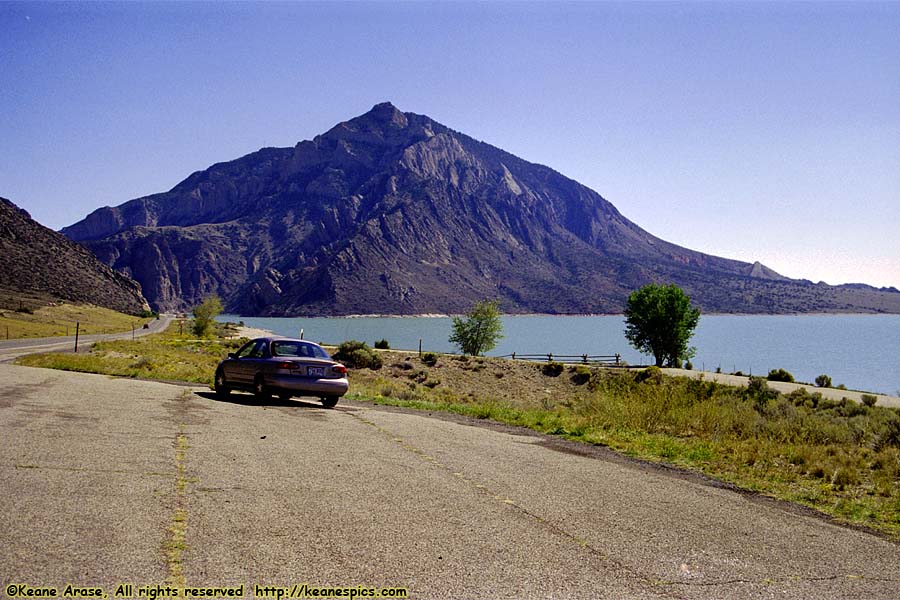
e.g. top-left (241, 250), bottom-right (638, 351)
top-left (321, 395), bottom-right (339, 408)
top-left (214, 369), bottom-right (230, 399)
top-left (253, 375), bottom-right (272, 401)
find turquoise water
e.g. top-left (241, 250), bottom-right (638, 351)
top-left (218, 314), bottom-right (900, 396)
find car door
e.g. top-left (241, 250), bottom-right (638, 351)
top-left (238, 339), bottom-right (270, 384)
top-left (227, 339), bottom-right (267, 385)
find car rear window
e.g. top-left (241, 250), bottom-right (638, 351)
top-left (271, 341), bottom-right (329, 359)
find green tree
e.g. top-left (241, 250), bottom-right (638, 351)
top-left (624, 284), bottom-right (700, 368)
top-left (192, 295), bottom-right (224, 337)
top-left (449, 299), bottom-right (504, 356)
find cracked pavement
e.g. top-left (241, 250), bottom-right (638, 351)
top-left (1, 363), bottom-right (899, 599)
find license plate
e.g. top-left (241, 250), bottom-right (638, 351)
top-left (307, 367), bottom-right (325, 377)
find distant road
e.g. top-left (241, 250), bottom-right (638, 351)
top-left (0, 313), bottom-right (174, 361)
top-left (1, 363), bottom-right (899, 599)
top-left (662, 367), bottom-right (900, 409)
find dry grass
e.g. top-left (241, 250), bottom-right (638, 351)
top-left (0, 301), bottom-right (150, 339)
top-left (16, 322), bottom-right (244, 384)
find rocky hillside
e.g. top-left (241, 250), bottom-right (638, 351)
top-left (62, 103), bottom-right (900, 315)
top-left (0, 197), bottom-right (149, 314)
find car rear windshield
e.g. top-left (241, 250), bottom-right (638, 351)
top-left (271, 341), bottom-right (330, 359)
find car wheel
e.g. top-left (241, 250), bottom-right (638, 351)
top-left (321, 395), bottom-right (339, 408)
top-left (253, 376), bottom-right (272, 401)
top-left (214, 369), bottom-right (230, 398)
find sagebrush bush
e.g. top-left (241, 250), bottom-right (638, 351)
top-left (541, 361), bottom-right (564, 377)
top-left (861, 394), bottom-right (877, 408)
top-left (635, 366), bottom-right (663, 384)
top-left (422, 352), bottom-right (438, 367)
top-left (815, 374), bottom-right (832, 388)
top-left (767, 368), bottom-right (795, 383)
top-left (374, 339), bottom-right (390, 350)
top-left (570, 365), bottom-right (591, 385)
top-left (333, 340), bottom-right (383, 370)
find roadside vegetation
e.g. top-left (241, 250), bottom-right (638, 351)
top-left (16, 320), bottom-right (245, 383)
top-left (15, 324), bottom-right (900, 540)
top-left (0, 301), bottom-right (152, 339)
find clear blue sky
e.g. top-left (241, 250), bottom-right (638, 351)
top-left (3, 1), bottom-right (898, 288)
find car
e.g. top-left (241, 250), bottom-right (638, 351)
top-left (214, 337), bottom-right (349, 407)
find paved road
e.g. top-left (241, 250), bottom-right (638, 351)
top-left (0, 314), bottom-right (174, 362)
top-left (2, 364), bottom-right (899, 599)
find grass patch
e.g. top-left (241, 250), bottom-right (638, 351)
top-left (16, 320), bottom-right (243, 385)
top-left (0, 302), bottom-right (151, 339)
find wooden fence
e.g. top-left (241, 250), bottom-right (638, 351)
top-left (496, 352), bottom-right (622, 366)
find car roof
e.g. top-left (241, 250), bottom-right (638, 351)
top-left (251, 337), bottom-right (324, 346)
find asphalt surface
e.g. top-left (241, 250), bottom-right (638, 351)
top-left (2, 363), bottom-right (899, 600)
top-left (0, 314), bottom-right (174, 362)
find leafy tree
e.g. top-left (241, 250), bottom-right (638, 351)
top-left (192, 295), bottom-right (224, 337)
top-left (624, 284), bottom-right (700, 367)
top-left (449, 299), bottom-right (504, 356)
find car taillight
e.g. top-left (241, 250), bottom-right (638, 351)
top-left (332, 364), bottom-right (348, 375)
top-left (276, 361), bottom-right (294, 370)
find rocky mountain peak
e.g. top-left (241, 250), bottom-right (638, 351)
top-left (59, 105), bottom-right (900, 316)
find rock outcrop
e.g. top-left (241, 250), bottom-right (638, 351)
top-left (0, 197), bottom-right (149, 313)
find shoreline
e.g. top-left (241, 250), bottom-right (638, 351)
top-left (222, 311), bottom-right (900, 319)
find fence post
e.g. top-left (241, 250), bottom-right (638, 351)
top-left (615, 353), bottom-right (620, 365)
top-left (582, 354), bottom-right (588, 364)
top-left (418, 339), bottom-right (422, 357)
top-left (74, 322), bottom-right (80, 353)
top-left (512, 352), bottom-right (516, 360)
top-left (547, 353), bottom-right (552, 362)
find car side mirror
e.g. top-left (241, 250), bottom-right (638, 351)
top-left (228, 353), bottom-right (236, 359)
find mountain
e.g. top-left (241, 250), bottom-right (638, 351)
top-left (62, 103), bottom-right (900, 316)
top-left (0, 197), bottom-right (149, 314)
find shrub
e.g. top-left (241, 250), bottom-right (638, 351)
top-left (334, 340), bottom-right (383, 370)
top-left (541, 361), bottom-right (564, 377)
top-left (815, 374), bottom-right (832, 388)
top-left (767, 368), bottom-right (795, 383)
top-left (449, 299), bottom-right (503, 356)
top-left (635, 365), bottom-right (663, 384)
top-left (861, 394), bottom-right (878, 408)
top-left (191, 295), bottom-right (223, 337)
top-left (747, 376), bottom-right (777, 410)
top-left (684, 360), bottom-right (693, 370)
top-left (422, 352), bottom-right (438, 367)
top-left (374, 339), bottom-right (390, 350)
top-left (570, 365), bottom-right (591, 385)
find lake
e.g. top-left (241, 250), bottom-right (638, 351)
top-left (217, 314), bottom-right (900, 396)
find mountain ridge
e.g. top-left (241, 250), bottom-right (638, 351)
top-left (61, 103), bottom-right (900, 316)
top-left (0, 197), bottom-right (149, 314)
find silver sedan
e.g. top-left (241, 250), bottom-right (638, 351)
top-left (214, 337), bottom-right (349, 407)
